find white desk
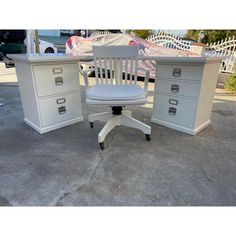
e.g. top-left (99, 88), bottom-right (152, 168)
top-left (10, 53), bottom-right (222, 135)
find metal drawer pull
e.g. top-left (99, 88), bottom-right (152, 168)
top-left (53, 68), bottom-right (63, 74)
top-left (169, 99), bottom-right (178, 105)
top-left (55, 77), bottom-right (63, 85)
top-left (168, 107), bottom-right (177, 115)
top-left (56, 98), bottom-right (66, 104)
top-left (173, 68), bottom-right (181, 77)
top-left (171, 84), bottom-right (179, 93)
top-left (58, 106), bottom-right (66, 115)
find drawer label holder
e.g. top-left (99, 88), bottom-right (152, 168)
top-left (53, 68), bottom-right (63, 74)
top-left (169, 99), bottom-right (178, 106)
top-left (56, 98), bottom-right (66, 104)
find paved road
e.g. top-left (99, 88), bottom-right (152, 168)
top-left (0, 61), bottom-right (17, 83)
top-left (1, 60), bottom-right (236, 206)
top-left (1, 64), bottom-right (236, 206)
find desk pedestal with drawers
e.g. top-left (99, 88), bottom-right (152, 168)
top-left (151, 57), bottom-right (223, 135)
top-left (10, 54), bottom-right (84, 134)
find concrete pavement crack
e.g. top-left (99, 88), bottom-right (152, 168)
top-left (90, 152), bottom-right (104, 182)
top-left (55, 152), bottom-right (105, 206)
top-left (55, 182), bottom-right (88, 206)
top-left (190, 159), bottom-right (217, 183)
top-left (197, 164), bottom-right (217, 183)
top-left (55, 192), bottom-right (71, 206)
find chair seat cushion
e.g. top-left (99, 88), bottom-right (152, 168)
top-left (86, 84), bottom-right (146, 101)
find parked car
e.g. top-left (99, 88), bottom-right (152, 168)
top-left (0, 30), bottom-right (57, 67)
top-left (0, 39), bottom-right (57, 57)
top-left (60, 29), bottom-right (74, 36)
top-left (0, 30), bottom-right (26, 59)
top-left (37, 40), bottom-right (57, 53)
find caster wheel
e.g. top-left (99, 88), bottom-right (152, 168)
top-left (99, 142), bottom-right (104, 150)
top-left (145, 134), bottom-right (151, 141)
top-left (90, 122), bottom-right (94, 128)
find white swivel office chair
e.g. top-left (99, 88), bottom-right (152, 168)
top-left (82, 45), bottom-right (151, 150)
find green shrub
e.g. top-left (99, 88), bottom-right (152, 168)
top-left (127, 30), bottom-right (153, 39)
top-left (225, 71), bottom-right (236, 94)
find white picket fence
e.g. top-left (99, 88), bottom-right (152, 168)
top-left (146, 32), bottom-right (192, 51)
top-left (205, 36), bottom-right (236, 73)
top-left (85, 31), bottom-right (236, 74)
top-left (147, 32), bottom-right (236, 74)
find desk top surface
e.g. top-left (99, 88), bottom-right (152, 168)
top-left (8, 53), bottom-right (223, 64)
top-left (8, 53), bottom-right (93, 63)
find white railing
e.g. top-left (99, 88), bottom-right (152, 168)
top-left (89, 31), bottom-right (112, 39)
top-left (147, 32), bottom-right (236, 74)
top-left (146, 32), bottom-right (192, 51)
top-left (205, 36), bottom-right (236, 73)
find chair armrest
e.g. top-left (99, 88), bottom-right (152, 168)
top-left (78, 62), bottom-right (93, 89)
top-left (137, 67), bottom-right (150, 92)
top-left (82, 70), bottom-right (90, 88)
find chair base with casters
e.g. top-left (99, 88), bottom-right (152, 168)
top-left (89, 106), bottom-right (151, 150)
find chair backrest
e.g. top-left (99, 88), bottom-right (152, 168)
top-left (93, 45), bottom-right (140, 85)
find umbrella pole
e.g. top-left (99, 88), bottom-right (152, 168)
top-left (34, 30), bottom-right (40, 53)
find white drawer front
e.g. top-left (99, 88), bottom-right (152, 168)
top-left (153, 94), bottom-right (197, 128)
top-left (157, 79), bottom-right (200, 98)
top-left (38, 93), bottom-right (82, 127)
top-left (157, 64), bottom-right (202, 81)
top-left (33, 64), bottom-right (79, 97)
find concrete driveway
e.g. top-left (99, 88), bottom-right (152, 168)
top-left (0, 62), bottom-right (236, 206)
